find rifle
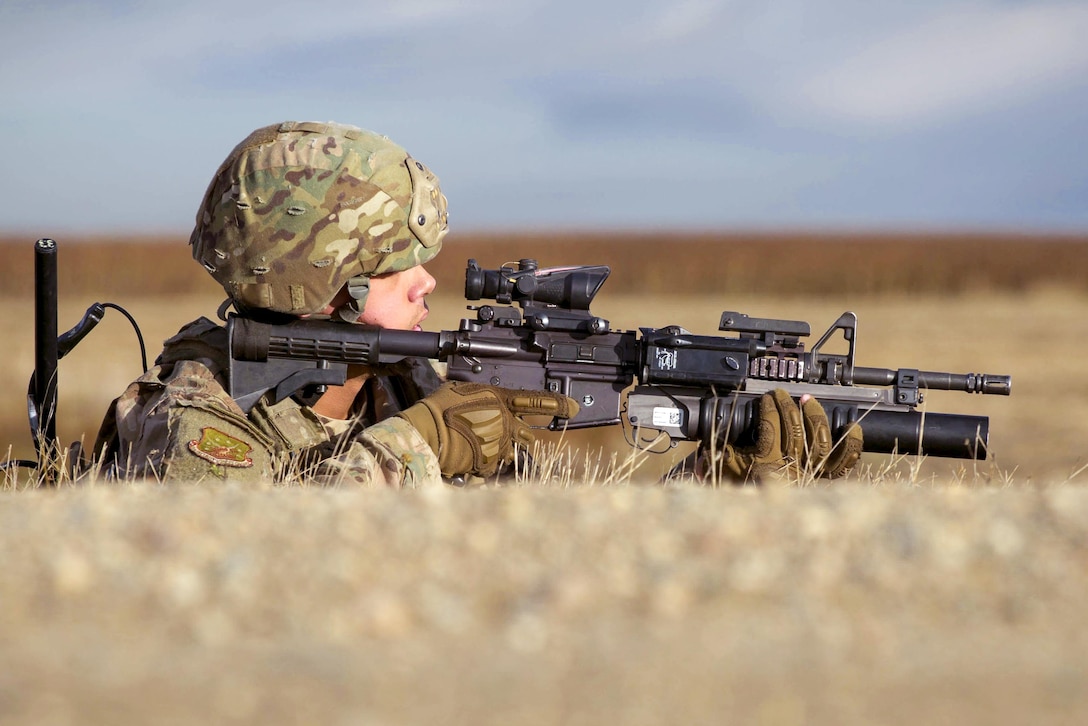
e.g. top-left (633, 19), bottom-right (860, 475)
top-left (227, 259), bottom-right (1011, 461)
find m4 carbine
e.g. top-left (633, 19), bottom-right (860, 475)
top-left (228, 259), bottom-right (1012, 460)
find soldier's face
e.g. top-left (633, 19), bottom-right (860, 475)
top-left (358, 265), bottom-right (437, 331)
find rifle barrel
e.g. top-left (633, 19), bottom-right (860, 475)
top-left (852, 366), bottom-right (1011, 395)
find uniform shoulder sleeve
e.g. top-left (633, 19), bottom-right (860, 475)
top-left (107, 358), bottom-right (276, 483)
top-left (302, 416), bottom-right (442, 489)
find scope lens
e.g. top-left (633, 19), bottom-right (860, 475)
top-left (465, 266), bottom-right (486, 299)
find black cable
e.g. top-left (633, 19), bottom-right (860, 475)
top-left (100, 302), bottom-right (148, 373)
top-left (10, 301), bottom-right (151, 477)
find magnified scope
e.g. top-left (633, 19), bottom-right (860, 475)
top-left (464, 258), bottom-right (611, 310)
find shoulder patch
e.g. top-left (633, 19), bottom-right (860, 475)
top-left (188, 427), bottom-right (255, 468)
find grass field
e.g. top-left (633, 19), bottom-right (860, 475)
top-left (2, 231), bottom-right (1086, 483)
top-left (2, 232), bottom-right (1088, 724)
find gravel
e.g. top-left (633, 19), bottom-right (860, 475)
top-left (2, 481), bottom-right (1087, 725)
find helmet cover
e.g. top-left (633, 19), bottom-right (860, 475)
top-left (190, 121), bottom-right (448, 315)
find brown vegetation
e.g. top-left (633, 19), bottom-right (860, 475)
top-left (2, 231), bottom-right (1086, 483)
top-left (2, 229), bottom-right (1087, 298)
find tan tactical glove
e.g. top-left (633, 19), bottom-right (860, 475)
top-left (701, 389), bottom-right (863, 483)
top-left (396, 382), bottom-right (579, 478)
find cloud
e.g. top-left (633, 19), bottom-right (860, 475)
top-left (0, 0), bottom-right (478, 102)
top-left (0, 0), bottom-right (1085, 233)
top-left (795, 2), bottom-right (1088, 126)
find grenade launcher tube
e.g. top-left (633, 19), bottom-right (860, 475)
top-left (708, 396), bottom-right (991, 460)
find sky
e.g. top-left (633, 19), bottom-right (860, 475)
top-left (2, 0), bottom-right (1087, 237)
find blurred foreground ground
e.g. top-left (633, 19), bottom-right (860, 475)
top-left (2, 484), bottom-right (1087, 725)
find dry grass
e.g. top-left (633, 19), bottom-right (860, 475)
top-left (3, 288), bottom-right (1086, 488)
top-left (3, 231), bottom-right (1087, 486)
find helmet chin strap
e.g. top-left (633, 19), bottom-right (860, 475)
top-left (336, 275), bottom-right (371, 323)
top-left (217, 297), bottom-right (237, 322)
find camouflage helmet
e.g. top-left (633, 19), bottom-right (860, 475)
top-left (189, 121), bottom-right (448, 319)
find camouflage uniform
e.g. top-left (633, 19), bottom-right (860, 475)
top-left (93, 121), bottom-right (450, 487)
top-left (93, 317), bottom-right (444, 486)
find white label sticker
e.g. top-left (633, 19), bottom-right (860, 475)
top-left (655, 349), bottom-right (678, 370)
top-left (652, 407), bottom-right (683, 427)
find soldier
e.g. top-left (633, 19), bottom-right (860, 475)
top-left (92, 121), bottom-right (578, 486)
top-left (91, 120), bottom-right (859, 486)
